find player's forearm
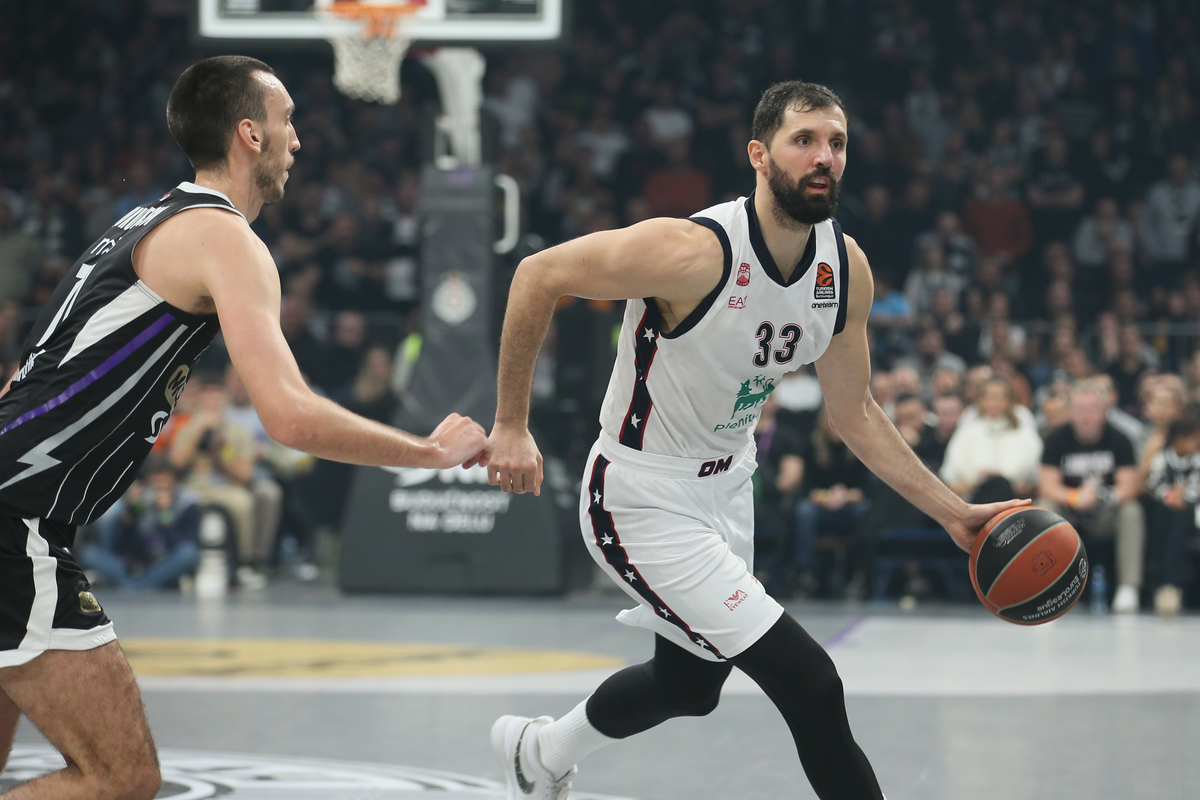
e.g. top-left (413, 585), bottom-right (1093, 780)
top-left (833, 400), bottom-right (969, 528)
top-left (270, 394), bottom-right (443, 468)
top-left (494, 258), bottom-right (559, 428)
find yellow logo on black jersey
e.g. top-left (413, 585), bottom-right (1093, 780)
top-left (165, 365), bottom-right (190, 407)
top-left (79, 591), bottom-right (103, 615)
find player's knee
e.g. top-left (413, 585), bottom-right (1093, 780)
top-left (125, 764), bottom-right (163, 800)
top-left (87, 743), bottom-right (159, 800)
top-left (671, 685), bottom-right (722, 717)
top-left (106, 762), bottom-right (160, 800)
top-left (658, 673), bottom-right (724, 717)
top-left (809, 661), bottom-right (845, 704)
top-left (745, 623), bottom-right (845, 705)
top-left (650, 657), bottom-right (726, 717)
top-left (791, 648), bottom-right (845, 708)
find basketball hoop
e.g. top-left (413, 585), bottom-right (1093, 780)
top-left (319, 0), bottom-right (425, 104)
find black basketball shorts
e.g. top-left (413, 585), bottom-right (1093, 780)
top-left (0, 515), bottom-right (115, 668)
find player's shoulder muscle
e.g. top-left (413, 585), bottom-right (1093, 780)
top-left (138, 206), bottom-right (264, 279)
top-left (155, 206), bottom-right (264, 260)
top-left (159, 207), bottom-right (272, 283)
top-left (622, 216), bottom-right (726, 307)
top-left (628, 216), bottom-right (725, 266)
top-left (539, 215), bottom-right (724, 303)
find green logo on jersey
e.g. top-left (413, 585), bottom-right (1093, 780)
top-left (731, 376), bottom-right (775, 417)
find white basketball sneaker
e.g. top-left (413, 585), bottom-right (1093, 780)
top-left (491, 715), bottom-right (576, 800)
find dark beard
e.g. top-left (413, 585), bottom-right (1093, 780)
top-left (253, 133), bottom-right (286, 204)
top-left (767, 158), bottom-right (839, 228)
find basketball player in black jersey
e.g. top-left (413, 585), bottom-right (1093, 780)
top-left (0, 56), bottom-right (490, 798)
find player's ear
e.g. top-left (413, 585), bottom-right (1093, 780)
top-left (234, 118), bottom-right (263, 153)
top-left (747, 139), bottom-right (768, 172)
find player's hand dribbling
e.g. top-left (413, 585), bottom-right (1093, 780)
top-left (428, 413), bottom-right (491, 469)
top-left (486, 423), bottom-right (543, 495)
top-left (944, 497), bottom-right (1031, 552)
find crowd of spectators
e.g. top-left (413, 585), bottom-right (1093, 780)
top-left (2, 1), bottom-right (1200, 600)
top-left (755, 365), bottom-right (1200, 614)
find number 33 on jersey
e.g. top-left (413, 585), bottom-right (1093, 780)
top-left (599, 192), bottom-right (849, 458)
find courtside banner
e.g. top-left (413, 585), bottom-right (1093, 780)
top-left (339, 166), bottom-right (576, 593)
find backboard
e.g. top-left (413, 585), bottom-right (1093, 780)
top-left (197, 0), bottom-right (564, 44)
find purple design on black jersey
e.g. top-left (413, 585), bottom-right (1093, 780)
top-left (0, 313), bottom-right (175, 436)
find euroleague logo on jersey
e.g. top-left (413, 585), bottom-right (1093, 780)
top-left (813, 262), bottom-right (835, 300)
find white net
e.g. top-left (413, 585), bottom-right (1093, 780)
top-left (329, 33), bottom-right (409, 104)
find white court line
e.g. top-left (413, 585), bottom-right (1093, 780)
top-left (134, 615), bottom-right (1200, 698)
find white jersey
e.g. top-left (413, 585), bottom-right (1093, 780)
top-left (598, 193), bottom-right (849, 459)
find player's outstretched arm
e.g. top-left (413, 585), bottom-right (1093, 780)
top-left (488, 218), bottom-right (725, 495)
top-left (181, 211), bottom-right (488, 469)
top-left (814, 236), bottom-right (1027, 551)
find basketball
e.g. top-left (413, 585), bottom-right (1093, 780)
top-left (969, 506), bottom-right (1089, 625)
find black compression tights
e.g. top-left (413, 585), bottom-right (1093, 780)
top-left (585, 613), bottom-right (883, 800)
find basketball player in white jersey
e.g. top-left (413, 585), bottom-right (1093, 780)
top-left (485, 82), bottom-right (1027, 800)
top-left (0, 56), bottom-right (489, 798)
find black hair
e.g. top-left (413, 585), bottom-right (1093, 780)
top-left (1166, 409), bottom-right (1200, 448)
top-left (167, 55), bottom-right (276, 171)
top-left (752, 81), bottom-right (846, 146)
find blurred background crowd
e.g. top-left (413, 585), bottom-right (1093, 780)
top-left (1, 0), bottom-right (1199, 609)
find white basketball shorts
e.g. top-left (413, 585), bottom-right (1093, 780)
top-left (579, 433), bottom-right (784, 662)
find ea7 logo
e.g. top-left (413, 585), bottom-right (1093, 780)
top-left (724, 589), bottom-right (748, 610)
top-left (727, 296), bottom-right (746, 309)
top-left (698, 456), bottom-right (733, 477)
top-left (814, 262), bottom-right (835, 299)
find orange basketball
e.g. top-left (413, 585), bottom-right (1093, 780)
top-left (969, 506), bottom-right (1088, 625)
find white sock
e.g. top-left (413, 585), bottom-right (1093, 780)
top-left (536, 699), bottom-right (616, 777)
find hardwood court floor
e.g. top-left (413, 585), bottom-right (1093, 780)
top-left (7, 584), bottom-right (1198, 800)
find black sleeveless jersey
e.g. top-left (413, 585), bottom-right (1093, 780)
top-left (0, 182), bottom-right (237, 525)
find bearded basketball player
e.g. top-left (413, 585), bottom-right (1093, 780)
top-left (0, 56), bottom-right (489, 798)
top-left (485, 81), bottom-right (1028, 800)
